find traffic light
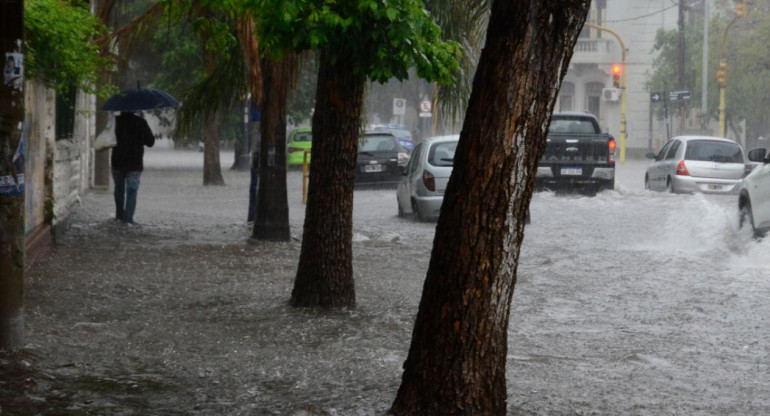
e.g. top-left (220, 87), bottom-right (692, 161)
top-left (735, 0), bottom-right (747, 18)
top-left (716, 61), bottom-right (728, 86)
top-left (611, 64), bottom-right (623, 88)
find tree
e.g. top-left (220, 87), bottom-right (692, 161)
top-left (253, 0), bottom-right (458, 307)
top-left (251, 55), bottom-right (302, 241)
top-left (647, 2), bottom-right (770, 143)
top-left (0, 0), bottom-right (24, 350)
top-left (388, 1), bottom-right (589, 414)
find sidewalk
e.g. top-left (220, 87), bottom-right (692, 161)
top-left (1, 149), bottom-right (430, 415)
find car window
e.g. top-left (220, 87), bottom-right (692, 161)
top-left (409, 144), bottom-right (422, 174)
top-left (684, 140), bottom-right (744, 163)
top-left (656, 141), bottom-right (673, 161)
top-left (293, 132), bottom-right (311, 143)
top-left (665, 140), bottom-right (681, 160)
top-left (428, 142), bottom-right (457, 167)
top-left (549, 117), bottom-right (597, 134)
top-left (360, 135), bottom-right (397, 152)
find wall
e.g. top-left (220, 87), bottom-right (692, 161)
top-left (23, 79), bottom-right (95, 261)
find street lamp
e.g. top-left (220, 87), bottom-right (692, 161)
top-left (585, 22), bottom-right (627, 162)
top-left (718, 0), bottom-right (747, 138)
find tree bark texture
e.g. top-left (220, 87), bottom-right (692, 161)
top-left (389, 1), bottom-right (589, 414)
top-left (203, 112), bottom-right (226, 186)
top-left (0, 0), bottom-right (25, 349)
top-left (253, 58), bottom-right (291, 241)
top-left (291, 50), bottom-right (365, 308)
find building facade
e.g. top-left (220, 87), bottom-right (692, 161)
top-left (558, 0), bottom-right (685, 158)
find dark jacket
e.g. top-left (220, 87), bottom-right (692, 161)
top-left (111, 112), bottom-right (155, 171)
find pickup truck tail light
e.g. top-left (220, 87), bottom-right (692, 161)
top-left (423, 171), bottom-right (436, 191)
top-left (608, 139), bottom-right (617, 164)
top-left (676, 160), bottom-right (690, 176)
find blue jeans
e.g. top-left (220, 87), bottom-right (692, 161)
top-left (112, 169), bottom-right (141, 223)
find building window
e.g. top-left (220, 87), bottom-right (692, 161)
top-left (55, 86), bottom-right (77, 141)
top-left (559, 82), bottom-right (575, 112)
top-left (586, 82), bottom-right (603, 118)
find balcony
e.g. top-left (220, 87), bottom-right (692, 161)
top-left (571, 38), bottom-right (616, 65)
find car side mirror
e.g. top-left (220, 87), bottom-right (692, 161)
top-left (748, 148), bottom-right (767, 163)
top-left (645, 152), bottom-right (655, 160)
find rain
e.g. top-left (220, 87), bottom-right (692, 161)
top-left (4, 0), bottom-right (770, 415)
top-left (1, 149), bottom-right (768, 414)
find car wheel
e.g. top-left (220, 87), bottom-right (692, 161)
top-left (644, 175), bottom-right (650, 190)
top-left (411, 200), bottom-right (423, 222)
top-left (740, 201), bottom-right (763, 238)
top-left (666, 178), bottom-right (675, 193)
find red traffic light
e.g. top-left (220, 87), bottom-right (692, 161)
top-left (611, 64), bottom-right (623, 87)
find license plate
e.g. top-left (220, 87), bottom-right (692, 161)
top-left (708, 184), bottom-right (723, 190)
top-left (364, 164), bottom-right (382, 173)
top-left (560, 167), bottom-right (582, 176)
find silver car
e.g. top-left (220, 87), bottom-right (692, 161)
top-left (739, 148), bottom-right (770, 237)
top-left (396, 135), bottom-right (459, 221)
top-left (644, 136), bottom-right (747, 194)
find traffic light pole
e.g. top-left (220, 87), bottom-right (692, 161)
top-left (717, 1), bottom-right (746, 138)
top-left (585, 23), bottom-right (626, 162)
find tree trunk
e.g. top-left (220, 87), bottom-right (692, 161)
top-left (0, 0), bottom-right (25, 349)
top-left (389, 1), bottom-right (589, 415)
top-left (290, 49), bottom-right (365, 308)
top-left (203, 112), bottom-right (225, 186)
top-left (253, 58), bottom-right (291, 241)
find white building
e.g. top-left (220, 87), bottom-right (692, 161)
top-left (558, 1), bottom-right (690, 158)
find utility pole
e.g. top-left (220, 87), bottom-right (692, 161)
top-left (0, 0), bottom-right (26, 349)
top-left (701, 0), bottom-right (709, 132)
top-left (678, 0), bottom-right (686, 133)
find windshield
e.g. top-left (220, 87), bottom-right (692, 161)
top-left (428, 142), bottom-right (457, 167)
top-left (360, 135), bottom-right (397, 152)
top-left (684, 140), bottom-right (743, 163)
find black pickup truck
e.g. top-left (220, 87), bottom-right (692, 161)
top-left (535, 112), bottom-right (616, 194)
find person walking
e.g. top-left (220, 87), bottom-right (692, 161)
top-left (111, 111), bottom-right (155, 224)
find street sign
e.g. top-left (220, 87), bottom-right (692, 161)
top-left (393, 98), bottom-right (406, 116)
top-left (419, 99), bottom-right (432, 113)
top-left (419, 99), bottom-right (432, 118)
top-left (650, 92), bottom-right (663, 103)
top-left (669, 90), bottom-right (691, 102)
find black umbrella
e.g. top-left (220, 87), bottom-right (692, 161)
top-left (101, 86), bottom-right (178, 111)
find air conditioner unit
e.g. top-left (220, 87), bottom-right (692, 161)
top-left (602, 87), bottom-right (620, 102)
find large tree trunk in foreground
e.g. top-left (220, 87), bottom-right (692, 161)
top-left (253, 58), bottom-right (292, 241)
top-left (203, 112), bottom-right (225, 186)
top-left (291, 49), bottom-right (365, 308)
top-left (0, 0), bottom-right (25, 349)
top-left (389, 1), bottom-right (589, 414)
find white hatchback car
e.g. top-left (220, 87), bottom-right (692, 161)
top-left (396, 135), bottom-right (459, 221)
top-left (645, 136), bottom-right (747, 194)
top-left (739, 148), bottom-right (770, 237)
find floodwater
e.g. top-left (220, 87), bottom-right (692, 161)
top-left (2, 149), bottom-right (770, 415)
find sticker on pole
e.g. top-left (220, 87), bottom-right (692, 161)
top-left (4, 52), bottom-right (24, 89)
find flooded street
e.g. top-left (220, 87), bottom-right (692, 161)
top-left (3, 149), bottom-right (770, 415)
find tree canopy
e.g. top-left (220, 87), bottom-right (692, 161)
top-left (647, 2), bottom-right (770, 139)
top-left (251, 0), bottom-right (459, 84)
top-left (24, 0), bottom-right (115, 96)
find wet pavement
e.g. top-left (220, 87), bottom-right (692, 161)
top-left (2, 149), bottom-right (770, 415)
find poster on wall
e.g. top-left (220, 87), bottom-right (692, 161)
top-left (3, 52), bottom-right (24, 89)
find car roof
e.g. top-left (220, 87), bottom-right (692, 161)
top-left (421, 134), bottom-right (460, 145)
top-left (670, 135), bottom-right (739, 145)
top-left (552, 111), bottom-right (599, 121)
